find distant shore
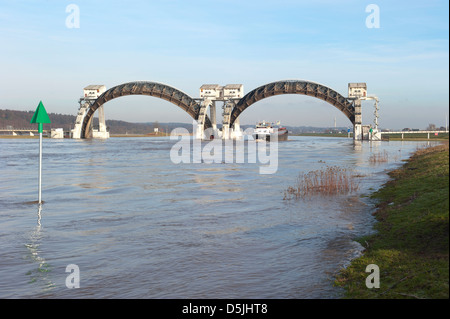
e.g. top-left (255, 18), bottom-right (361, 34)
top-left (2, 132), bottom-right (448, 141)
top-left (295, 132), bottom-right (449, 141)
top-left (0, 135), bottom-right (40, 139)
top-left (0, 133), bottom-right (173, 139)
top-left (110, 133), bottom-right (171, 138)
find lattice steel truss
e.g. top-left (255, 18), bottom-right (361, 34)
top-left (230, 80), bottom-right (355, 126)
top-left (81, 81), bottom-right (208, 138)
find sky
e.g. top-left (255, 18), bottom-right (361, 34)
top-left (0, 0), bottom-right (448, 130)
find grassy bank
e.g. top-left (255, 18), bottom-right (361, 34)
top-left (383, 133), bottom-right (449, 141)
top-left (294, 132), bottom-right (449, 141)
top-left (335, 143), bottom-right (449, 299)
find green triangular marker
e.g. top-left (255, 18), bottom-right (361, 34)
top-left (30, 101), bottom-right (51, 133)
top-left (30, 101), bottom-right (52, 208)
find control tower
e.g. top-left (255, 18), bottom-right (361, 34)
top-left (197, 84), bottom-right (244, 139)
top-left (71, 85), bottom-right (109, 139)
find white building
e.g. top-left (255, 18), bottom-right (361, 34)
top-left (348, 83), bottom-right (367, 98)
top-left (199, 84), bottom-right (243, 100)
top-left (199, 84), bottom-right (222, 99)
top-left (72, 84), bottom-right (108, 139)
top-left (223, 84), bottom-right (244, 99)
top-left (51, 128), bottom-right (64, 139)
top-left (83, 85), bottom-right (106, 100)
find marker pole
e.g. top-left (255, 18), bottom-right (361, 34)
top-left (30, 101), bottom-right (50, 207)
top-left (38, 123), bottom-right (43, 205)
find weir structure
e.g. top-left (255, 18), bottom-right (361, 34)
top-left (71, 80), bottom-right (380, 141)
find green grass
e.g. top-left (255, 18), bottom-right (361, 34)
top-left (383, 133), bottom-right (449, 141)
top-left (294, 132), bottom-right (449, 141)
top-left (335, 143), bottom-right (449, 299)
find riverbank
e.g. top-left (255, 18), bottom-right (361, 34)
top-left (335, 142), bottom-right (449, 298)
top-left (382, 132), bottom-right (449, 141)
top-left (0, 133), bottom-right (172, 139)
top-left (110, 133), bottom-right (170, 137)
top-left (295, 132), bottom-right (449, 141)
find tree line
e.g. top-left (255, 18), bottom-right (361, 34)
top-left (0, 109), bottom-right (191, 134)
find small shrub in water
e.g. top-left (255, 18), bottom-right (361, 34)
top-left (284, 166), bottom-right (360, 199)
top-left (369, 150), bottom-right (388, 164)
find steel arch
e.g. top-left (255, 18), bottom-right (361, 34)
top-left (81, 81), bottom-right (210, 138)
top-left (229, 80), bottom-right (355, 126)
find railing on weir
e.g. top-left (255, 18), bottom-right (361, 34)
top-left (379, 130), bottom-right (449, 140)
top-left (0, 128), bottom-right (41, 132)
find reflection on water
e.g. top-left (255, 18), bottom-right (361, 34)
top-left (0, 136), bottom-right (440, 298)
top-left (37, 204), bottom-right (42, 227)
top-left (24, 215), bottom-right (55, 293)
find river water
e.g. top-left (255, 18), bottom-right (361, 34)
top-left (0, 135), bottom-right (435, 298)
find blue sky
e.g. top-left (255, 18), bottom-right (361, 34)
top-left (0, 0), bottom-right (448, 129)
